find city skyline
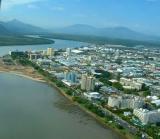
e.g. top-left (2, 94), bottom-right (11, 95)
top-left (0, 0), bottom-right (160, 35)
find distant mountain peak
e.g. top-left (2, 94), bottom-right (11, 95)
top-left (52, 24), bottom-right (159, 42)
top-left (112, 26), bottom-right (130, 29)
top-left (11, 19), bottom-right (19, 22)
top-left (0, 24), bottom-right (10, 35)
top-left (69, 24), bottom-right (96, 28)
top-left (0, 19), bottom-right (48, 35)
top-left (64, 24), bottom-right (97, 30)
top-left (7, 19), bottom-right (28, 25)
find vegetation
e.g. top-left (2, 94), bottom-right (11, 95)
top-left (142, 124), bottom-right (160, 139)
top-left (141, 84), bottom-right (150, 92)
top-left (143, 90), bottom-right (151, 97)
top-left (96, 70), bottom-right (113, 86)
top-left (73, 96), bottom-right (105, 117)
top-left (112, 82), bottom-right (124, 91)
top-left (115, 58), bottom-right (123, 65)
top-left (0, 35), bottom-right (54, 46)
top-left (98, 72), bottom-right (124, 91)
top-left (42, 33), bottom-right (160, 47)
top-left (140, 84), bottom-right (151, 97)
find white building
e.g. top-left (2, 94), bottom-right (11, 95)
top-left (36, 58), bottom-right (52, 66)
top-left (84, 92), bottom-right (101, 101)
top-left (66, 48), bottom-right (72, 56)
top-left (151, 100), bottom-right (160, 106)
top-left (108, 95), bottom-right (121, 108)
top-left (108, 95), bottom-right (144, 109)
top-left (120, 77), bottom-right (142, 90)
top-left (133, 108), bottom-right (160, 124)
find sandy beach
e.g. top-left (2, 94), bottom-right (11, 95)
top-left (0, 71), bottom-right (46, 82)
top-left (0, 58), bottom-right (45, 82)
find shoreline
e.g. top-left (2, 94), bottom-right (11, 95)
top-left (0, 42), bottom-right (54, 47)
top-left (0, 35), bottom-right (54, 47)
top-left (0, 71), bottom-right (132, 139)
top-left (0, 71), bottom-right (46, 83)
top-left (47, 81), bottom-right (131, 139)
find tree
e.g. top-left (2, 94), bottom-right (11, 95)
top-left (143, 90), bottom-right (151, 97)
top-left (115, 59), bottom-right (122, 65)
top-left (141, 84), bottom-right (149, 91)
top-left (112, 82), bottom-right (124, 91)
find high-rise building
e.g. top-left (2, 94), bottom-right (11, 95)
top-left (64, 71), bottom-right (77, 83)
top-left (86, 76), bottom-right (95, 91)
top-left (66, 48), bottom-right (71, 56)
top-left (70, 72), bottom-right (77, 83)
top-left (47, 48), bottom-right (54, 56)
top-left (81, 74), bottom-right (95, 91)
top-left (133, 108), bottom-right (160, 124)
top-left (108, 95), bottom-right (144, 109)
top-left (81, 74), bottom-right (87, 90)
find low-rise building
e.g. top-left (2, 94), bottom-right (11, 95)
top-left (150, 85), bottom-right (160, 96)
top-left (120, 77), bottom-right (143, 90)
top-left (84, 92), bottom-right (101, 101)
top-left (108, 95), bottom-right (121, 108)
top-left (29, 53), bottom-right (41, 60)
top-left (100, 86), bottom-right (119, 94)
top-left (36, 58), bottom-right (52, 67)
top-left (9, 50), bottom-right (27, 58)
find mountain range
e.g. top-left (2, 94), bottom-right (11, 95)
top-left (0, 19), bottom-right (160, 43)
top-left (0, 19), bottom-right (47, 35)
top-left (52, 24), bottom-right (160, 42)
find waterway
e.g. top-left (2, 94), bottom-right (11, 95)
top-left (0, 39), bottom-right (89, 56)
top-left (0, 73), bottom-right (122, 139)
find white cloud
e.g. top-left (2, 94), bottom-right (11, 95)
top-left (52, 6), bottom-right (64, 11)
top-left (2, 0), bottom-right (43, 10)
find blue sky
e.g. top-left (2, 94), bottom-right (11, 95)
top-left (1, 0), bottom-right (160, 35)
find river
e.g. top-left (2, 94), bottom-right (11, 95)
top-left (0, 39), bottom-right (89, 56)
top-left (0, 73), bottom-right (121, 139)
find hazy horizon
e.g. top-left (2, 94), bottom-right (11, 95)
top-left (1, 0), bottom-right (160, 36)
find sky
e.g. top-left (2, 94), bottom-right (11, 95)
top-left (0, 0), bottom-right (160, 35)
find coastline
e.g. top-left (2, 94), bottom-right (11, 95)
top-left (47, 80), bottom-right (132, 139)
top-left (6, 71), bottom-right (130, 139)
top-left (0, 70), bottom-right (132, 139)
top-left (0, 36), bottom-right (54, 47)
top-left (0, 71), bottom-right (46, 83)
